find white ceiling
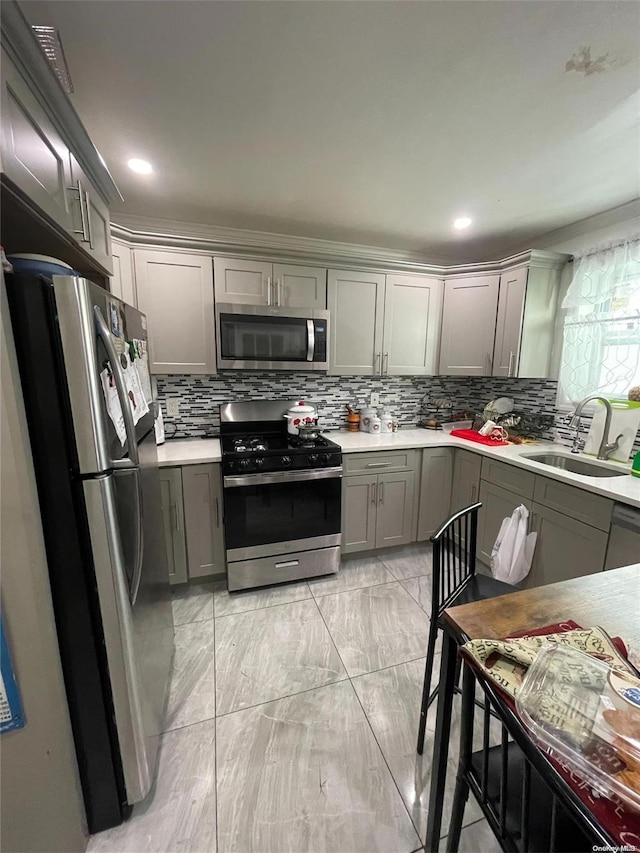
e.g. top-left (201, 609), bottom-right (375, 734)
top-left (22, 0), bottom-right (640, 261)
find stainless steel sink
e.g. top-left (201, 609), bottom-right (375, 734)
top-left (522, 453), bottom-right (628, 478)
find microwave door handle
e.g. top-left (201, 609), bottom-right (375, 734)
top-left (94, 305), bottom-right (139, 468)
top-left (307, 319), bottom-right (315, 362)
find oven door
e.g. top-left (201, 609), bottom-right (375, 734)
top-left (223, 468), bottom-right (342, 561)
top-left (216, 304), bottom-right (328, 371)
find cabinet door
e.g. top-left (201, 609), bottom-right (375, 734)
top-left (492, 267), bottom-right (527, 377)
top-left (110, 240), bottom-right (136, 306)
top-left (382, 274), bottom-right (443, 375)
top-left (375, 470), bottom-right (416, 549)
top-left (68, 154), bottom-right (112, 273)
top-left (342, 475), bottom-right (378, 554)
top-left (525, 502), bottom-right (608, 588)
top-left (477, 480), bottom-right (532, 567)
top-left (1, 48), bottom-right (73, 233)
top-left (134, 249), bottom-right (215, 374)
top-left (158, 468), bottom-right (188, 585)
top-left (327, 269), bottom-right (385, 375)
top-left (182, 463), bottom-right (225, 579)
top-left (213, 257), bottom-right (272, 305)
top-left (438, 275), bottom-right (500, 376)
top-left (417, 448), bottom-right (453, 541)
top-left (273, 263), bottom-right (326, 309)
top-left (450, 450), bottom-right (482, 514)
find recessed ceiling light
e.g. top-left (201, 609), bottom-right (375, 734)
top-left (127, 158), bottom-right (153, 175)
top-left (453, 216), bottom-right (472, 230)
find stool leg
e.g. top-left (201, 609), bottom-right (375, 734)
top-left (425, 631), bottom-right (458, 852)
top-left (446, 665), bottom-right (476, 852)
top-left (416, 618), bottom-right (439, 755)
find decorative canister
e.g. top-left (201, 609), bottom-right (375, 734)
top-left (360, 407), bottom-right (376, 432)
top-left (369, 415), bottom-right (381, 434)
top-left (378, 408), bottom-right (394, 434)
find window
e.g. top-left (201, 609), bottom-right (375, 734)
top-left (558, 238), bottom-right (640, 406)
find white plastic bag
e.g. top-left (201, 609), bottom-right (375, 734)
top-left (491, 504), bottom-right (537, 585)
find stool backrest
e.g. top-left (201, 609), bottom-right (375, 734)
top-left (430, 501), bottom-right (482, 615)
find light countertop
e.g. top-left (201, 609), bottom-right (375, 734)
top-left (157, 438), bottom-right (221, 466)
top-left (155, 430), bottom-right (640, 508)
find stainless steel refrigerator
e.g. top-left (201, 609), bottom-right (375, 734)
top-left (5, 272), bottom-right (174, 833)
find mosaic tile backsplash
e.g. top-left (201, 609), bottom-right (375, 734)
top-left (156, 372), bottom-right (639, 456)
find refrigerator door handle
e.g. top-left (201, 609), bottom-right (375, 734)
top-left (129, 468), bottom-right (144, 607)
top-left (93, 305), bottom-right (139, 468)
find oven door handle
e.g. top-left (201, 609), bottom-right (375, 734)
top-left (224, 466), bottom-right (342, 488)
top-left (306, 319), bottom-right (315, 362)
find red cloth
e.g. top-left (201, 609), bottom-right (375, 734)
top-left (463, 621), bottom-right (640, 847)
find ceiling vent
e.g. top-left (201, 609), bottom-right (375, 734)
top-left (32, 26), bottom-right (74, 94)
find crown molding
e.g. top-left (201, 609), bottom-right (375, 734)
top-left (1, 0), bottom-right (122, 205)
top-left (111, 214), bottom-right (569, 276)
top-left (506, 198), bottom-right (640, 255)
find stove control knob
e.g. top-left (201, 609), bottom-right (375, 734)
top-left (255, 457), bottom-right (264, 469)
top-left (320, 453), bottom-right (332, 466)
top-left (239, 458), bottom-right (252, 471)
top-left (309, 454), bottom-right (320, 466)
top-left (281, 455), bottom-right (292, 468)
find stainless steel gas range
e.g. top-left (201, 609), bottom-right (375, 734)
top-left (220, 401), bottom-right (342, 591)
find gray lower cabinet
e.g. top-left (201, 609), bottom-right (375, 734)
top-left (478, 480), bottom-right (532, 566)
top-left (417, 448), bottom-right (453, 540)
top-left (181, 463), bottom-right (226, 579)
top-left (158, 467), bottom-right (188, 585)
top-left (342, 453), bottom-right (416, 553)
top-left (450, 450), bottom-right (482, 514)
top-left (525, 501), bottom-right (608, 588)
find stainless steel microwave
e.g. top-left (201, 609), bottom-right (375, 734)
top-left (215, 304), bottom-right (329, 371)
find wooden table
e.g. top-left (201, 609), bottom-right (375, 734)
top-left (424, 563), bottom-right (640, 851)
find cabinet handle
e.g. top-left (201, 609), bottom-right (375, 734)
top-left (529, 510), bottom-right (536, 531)
top-left (68, 179), bottom-right (90, 242)
top-left (276, 278), bottom-right (282, 306)
top-left (383, 352), bottom-right (389, 375)
top-left (371, 481), bottom-right (377, 505)
top-left (366, 462), bottom-right (391, 468)
top-left (266, 276), bottom-right (272, 305)
top-left (84, 190), bottom-right (94, 249)
top-left (471, 483), bottom-right (477, 501)
top-left (379, 481), bottom-right (384, 504)
top-left (507, 350), bottom-right (514, 378)
top-left (375, 352), bottom-right (381, 373)
top-left (172, 503), bottom-right (180, 532)
top-left (275, 559), bottom-right (299, 569)
top-left (486, 352), bottom-right (492, 376)
top-left (214, 496), bottom-right (220, 528)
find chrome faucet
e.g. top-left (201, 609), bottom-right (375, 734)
top-left (570, 396), bottom-right (623, 460)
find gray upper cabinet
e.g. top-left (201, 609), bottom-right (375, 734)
top-left (213, 257), bottom-right (327, 308)
top-left (67, 153), bottom-right (112, 273)
top-left (1, 48), bottom-right (74, 234)
top-left (134, 249), bottom-right (215, 374)
top-left (273, 263), bottom-right (326, 309)
top-left (181, 463), bottom-right (226, 579)
top-left (328, 269), bottom-right (385, 375)
top-left (213, 257), bottom-right (272, 305)
top-left (439, 275), bottom-right (500, 375)
top-left (110, 239), bottom-right (136, 306)
top-left (492, 267), bottom-right (527, 377)
top-left (493, 264), bottom-right (562, 378)
top-left (158, 467), bottom-right (188, 586)
top-left (382, 274), bottom-right (443, 375)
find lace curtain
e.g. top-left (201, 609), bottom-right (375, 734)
top-left (558, 237), bottom-right (640, 404)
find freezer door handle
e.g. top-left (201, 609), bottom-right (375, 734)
top-left (94, 305), bottom-right (139, 468)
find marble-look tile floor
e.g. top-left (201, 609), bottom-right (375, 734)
top-left (89, 546), bottom-right (501, 853)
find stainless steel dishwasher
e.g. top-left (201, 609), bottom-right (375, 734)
top-left (604, 503), bottom-right (640, 570)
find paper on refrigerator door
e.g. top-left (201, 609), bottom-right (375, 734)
top-left (100, 368), bottom-right (127, 445)
top-left (121, 360), bottom-right (150, 426)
